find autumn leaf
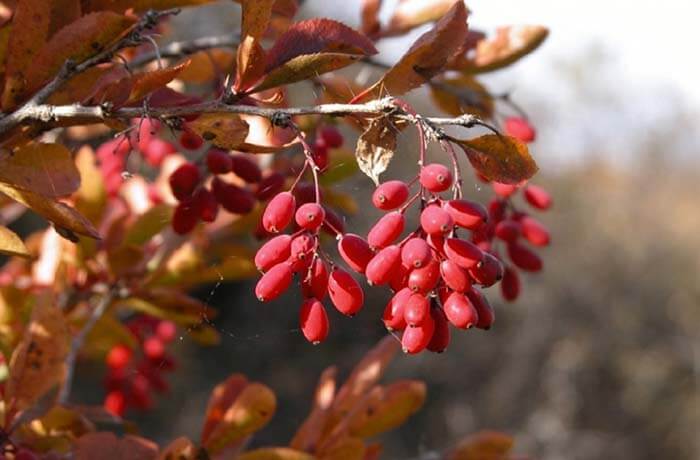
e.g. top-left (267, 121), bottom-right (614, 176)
top-left (0, 225), bottom-right (30, 258)
top-left (74, 432), bottom-right (159, 460)
top-left (238, 447), bottom-right (316, 460)
top-left (48, 0), bottom-right (81, 36)
top-left (177, 49), bottom-right (235, 84)
top-left (253, 53), bottom-right (362, 93)
top-left (158, 437), bottom-right (201, 460)
top-left (236, 0), bottom-right (275, 91)
top-left (459, 25), bottom-right (549, 74)
top-left (430, 75), bottom-right (494, 119)
top-left (455, 134), bottom-right (538, 184)
top-left (47, 65), bottom-right (113, 105)
top-left (122, 204), bottom-right (173, 246)
top-left (232, 0), bottom-right (299, 19)
top-left (361, 1), bottom-right (467, 100)
top-left (125, 60), bottom-right (191, 105)
top-left (203, 382), bottom-right (277, 454)
top-left (201, 374), bottom-right (250, 444)
top-left (318, 436), bottom-right (366, 460)
top-left (82, 0), bottom-right (213, 13)
top-left (360, 0), bottom-right (382, 37)
top-left (25, 12), bottom-right (136, 92)
top-left (290, 366), bottom-right (337, 451)
top-left (187, 114), bottom-right (249, 150)
top-left (265, 18), bottom-right (377, 73)
top-left (1, 0), bottom-right (51, 109)
top-left (0, 143), bottom-right (81, 198)
top-left (447, 430), bottom-right (515, 460)
top-left (83, 313), bottom-right (138, 359)
top-left (355, 117), bottom-right (398, 185)
top-left (0, 182), bottom-right (100, 239)
top-left (74, 146), bottom-right (107, 225)
top-left (5, 292), bottom-right (69, 412)
top-left (384, 0), bottom-right (462, 37)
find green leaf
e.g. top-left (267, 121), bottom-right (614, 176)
top-left (0, 143), bottom-right (81, 198)
top-left (455, 134), bottom-right (538, 184)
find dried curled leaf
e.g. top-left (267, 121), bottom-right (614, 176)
top-left (254, 53), bottom-right (361, 93)
top-left (456, 134), bottom-right (538, 184)
top-left (0, 143), bottom-right (81, 198)
top-left (447, 430), bottom-right (514, 460)
top-left (355, 117), bottom-right (398, 185)
top-left (385, 0), bottom-right (462, 36)
top-left (0, 225), bottom-right (30, 257)
top-left (430, 75), bottom-right (494, 120)
top-left (5, 292), bottom-right (69, 412)
top-left (362, 1), bottom-right (467, 99)
top-left (188, 114), bottom-right (249, 150)
top-left (461, 25), bottom-right (549, 74)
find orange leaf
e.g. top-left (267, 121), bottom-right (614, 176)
top-left (82, 0), bottom-right (213, 13)
top-left (158, 437), bottom-right (200, 460)
top-left (187, 114), bottom-right (249, 149)
top-left (456, 134), bottom-right (538, 184)
top-left (318, 436), bottom-right (366, 460)
top-left (361, 1), bottom-right (467, 100)
top-left (126, 60), bottom-right (191, 105)
top-left (203, 382), bottom-right (277, 454)
top-left (74, 432), bottom-right (159, 460)
top-left (25, 12), bottom-right (136, 93)
top-left (460, 25), bottom-right (548, 74)
top-left (0, 142), bottom-right (81, 198)
top-left (237, 447), bottom-right (315, 460)
top-left (253, 52), bottom-right (362, 93)
top-left (430, 75), bottom-right (494, 120)
top-left (201, 374), bottom-right (250, 444)
top-left (5, 291), bottom-right (69, 412)
top-left (447, 430), bottom-right (514, 460)
top-left (236, 0), bottom-right (274, 91)
top-left (360, 0), bottom-right (381, 37)
top-left (385, 0), bottom-right (462, 36)
top-left (290, 366), bottom-right (337, 451)
top-left (232, 0), bottom-right (299, 19)
top-left (1, 0), bottom-right (51, 109)
top-left (177, 49), bottom-right (235, 84)
top-left (47, 65), bottom-right (113, 105)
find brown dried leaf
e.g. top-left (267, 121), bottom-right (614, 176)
top-left (74, 432), bottom-right (159, 460)
top-left (0, 182), bottom-right (100, 239)
top-left (5, 292), bottom-right (69, 412)
top-left (456, 134), bottom-right (538, 184)
top-left (362, 1), bottom-right (467, 99)
top-left (0, 224), bottom-right (29, 257)
top-left (188, 114), bottom-right (249, 150)
top-left (254, 52), bottom-right (361, 93)
top-left (430, 75), bottom-right (494, 119)
top-left (447, 430), bottom-right (514, 460)
top-left (0, 142), bottom-right (80, 198)
top-left (355, 117), bottom-right (397, 185)
top-left (461, 25), bottom-right (548, 74)
top-left (385, 0), bottom-right (461, 36)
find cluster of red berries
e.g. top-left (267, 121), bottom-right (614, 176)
top-left (103, 317), bottom-right (178, 417)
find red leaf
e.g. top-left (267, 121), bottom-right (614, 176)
top-left (265, 18), bottom-right (377, 72)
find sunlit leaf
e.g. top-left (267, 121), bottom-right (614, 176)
top-left (290, 366), bottom-right (337, 451)
top-left (188, 114), bottom-right (249, 150)
top-left (238, 447), bottom-right (316, 460)
top-left (201, 374), bottom-right (250, 444)
top-left (430, 75), bottom-right (494, 120)
top-left (157, 437), bottom-right (200, 460)
top-left (0, 225), bottom-right (29, 258)
top-left (254, 53), bottom-right (362, 93)
top-left (361, 1), bottom-right (467, 99)
top-left (360, 0), bottom-right (381, 36)
top-left (0, 143), bottom-right (81, 198)
top-left (5, 292), bottom-right (68, 412)
top-left (74, 146), bottom-right (107, 225)
top-left (73, 432), bottom-right (159, 460)
top-left (355, 117), bottom-right (397, 185)
top-left (455, 134), bottom-right (538, 184)
top-left (460, 25), bottom-right (548, 74)
top-left (447, 430), bottom-right (514, 460)
top-left (126, 60), bottom-right (191, 105)
top-left (385, 0), bottom-right (461, 36)
top-left (83, 313), bottom-right (138, 359)
top-left (14, 405), bottom-right (94, 454)
top-left (236, 0), bottom-right (274, 91)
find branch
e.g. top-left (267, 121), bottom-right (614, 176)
top-left (0, 9), bottom-right (178, 138)
top-left (58, 287), bottom-right (119, 404)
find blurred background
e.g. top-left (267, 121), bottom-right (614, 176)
top-left (73, 1), bottom-right (700, 458)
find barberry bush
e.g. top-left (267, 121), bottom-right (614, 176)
top-left (0, 0), bottom-right (549, 458)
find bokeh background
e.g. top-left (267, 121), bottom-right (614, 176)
top-left (71, 1), bottom-right (700, 458)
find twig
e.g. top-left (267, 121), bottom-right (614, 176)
top-left (58, 287), bottom-right (119, 404)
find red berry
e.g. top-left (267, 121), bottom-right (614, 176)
top-left (231, 155), bottom-right (262, 183)
top-left (501, 265), bottom-right (521, 302)
top-left (262, 191), bottom-right (296, 233)
top-left (443, 291), bottom-right (478, 329)
top-left (327, 268), bottom-right (364, 316)
top-left (156, 321), bottom-right (177, 343)
top-left (143, 138), bottom-right (176, 166)
top-left (494, 220), bottom-right (522, 242)
top-left (256, 172), bottom-right (286, 200)
top-left (301, 258), bottom-right (330, 300)
top-left (466, 288), bottom-right (495, 330)
top-left (311, 142), bottom-right (329, 171)
top-left (404, 293), bottom-right (430, 327)
top-left (255, 234), bottom-right (292, 272)
top-left (172, 200), bottom-right (200, 234)
top-left (507, 242), bottom-right (543, 272)
top-left (295, 202), bottom-right (325, 231)
top-left (143, 336), bottom-right (165, 360)
top-left (337, 233), bottom-right (374, 273)
top-left (106, 344), bottom-right (132, 370)
top-left (401, 314), bottom-right (435, 354)
top-left (383, 287), bottom-right (411, 331)
top-left (492, 182), bottom-right (518, 198)
top-left (444, 237), bottom-right (483, 269)
top-left (179, 130), bottom-right (204, 150)
top-left (289, 233), bottom-right (316, 272)
top-left (419, 163), bottom-right (452, 193)
top-left (420, 204), bottom-right (454, 235)
top-left (169, 163), bottom-right (200, 201)
top-left (523, 184), bottom-right (552, 210)
top-left (299, 298), bottom-right (329, 344)
top-left (367, 211), bottom-right (405, 249)
top-left (504, 116), bottom-right (536, 143)
top-left (194, 187), bottom-right (219, 222)
top-left (401, 237), bottom-right (432, 269)
top-left (468, 252), bottom-right (504, 287)
top-left (365, 245), bottom-right (402, 286)
top-left (104, 390), bottom-right (126, 416)
top-left (426, 233), bottom-right (446, 257)
top-left (443, 200), bottom-right (487, 230)
top-left (389, 263), bottom-right (409, 292)
top-left (427, 306), bottom-right (450, 353)
top-left (372, 180), bottom-right (409, 210)
top-left (212, 178), bottom-right (255, 214)
top-left (439, 259), bottom-right (471, 293)
top-left (206, 149), bottom-right (232, 174)
top-left (520, 215), bottom-right (550, 246)
top-left (488, 198), bottom-right (507, 222)
top-left (407, 257), bottom-right (440, 294)
top-left (320, 126), bottom-right (344, 148)
top-left (255, 262), bottom-right (293, 302)
top-left (135, 118), bottom-right (161, 152)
